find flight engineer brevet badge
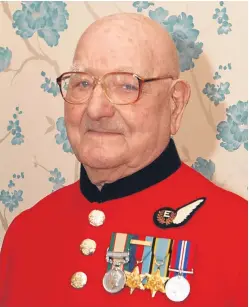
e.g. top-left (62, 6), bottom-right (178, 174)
top-left (153, 198), bottom-right (206, 229)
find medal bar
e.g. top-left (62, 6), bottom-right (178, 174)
top-left (130, 239), bottom-right (152, 246)
top-left (168, 268), bottom-right (194, 275)
top-left (106, 250), bottom-right (129, 261)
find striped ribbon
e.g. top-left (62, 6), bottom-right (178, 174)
top-left (169, 240), bottom-right (193, 279)
top-left (106, 234), bottom-right (194, 280)
top-left (107, 232), bottom-right (138, 271)
top-left (141, 236), bottom-right (173, 282)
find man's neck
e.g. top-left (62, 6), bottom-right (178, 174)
top-left (83, 163), bottom-right (142, 187)
top-left (83, 145), bottom-right (169, 187)
top-left (79, 139), bottom-right (181, 202)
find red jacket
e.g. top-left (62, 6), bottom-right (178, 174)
top-left (0, 141), bottom-right (247, 307)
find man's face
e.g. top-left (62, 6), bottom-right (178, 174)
top-left (65, 20), bottom-right (174, 171)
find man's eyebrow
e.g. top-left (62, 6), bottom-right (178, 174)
top-left (115, 67), bottom-right (152, 77)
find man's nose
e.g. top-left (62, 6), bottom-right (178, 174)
top-left (86, 83), bottom-right (115, 121)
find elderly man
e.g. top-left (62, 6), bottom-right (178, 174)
top-left (0, 13), bottom-right (247, 307)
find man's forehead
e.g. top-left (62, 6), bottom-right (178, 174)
top-left (70, 62), bottom-right (145, 75)
top-left (71, 13), bottom-right (179, 78)
top-left (71, 46), bottom-right (154, 78)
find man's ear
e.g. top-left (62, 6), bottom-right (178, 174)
top-left (170, 79), bottom-right (191, 135)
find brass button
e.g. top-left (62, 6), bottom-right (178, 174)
top-left (88, 210), bottom-right (105, 227)
top-left (71, 272), bottom-right (87, 289)
top-left (80, 239), bottom-right (97, 256)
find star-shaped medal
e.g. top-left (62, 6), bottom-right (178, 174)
top-left (124, 266), bottom-right (146, 294)
top-left (145, 269), bottom-right (169, 298)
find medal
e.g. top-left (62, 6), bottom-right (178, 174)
top-left (71, 272), bottom-right (87, 289)
top-left (124, 266), bottom-right (146, 294)
top-left (103, 249), bottom-right (129, 294)
top-left (80, 238), bottom-right (96, 255)
top-left (141, 237), bottom-right (172, 297)
top-left (88, 210), bottom-right (105, 227)
top-left (103, 233), bottom-right (132, 294)
top-left (166, 240), bottom-right (194, 302)
top-left (165, 275), bottom-right (190, 302)
top-left (103, 267), bottom-right (126, 293)
top-left (145, 269), bottom-right (168, 297)
top-left (124, 238), bottom-right (153, 294)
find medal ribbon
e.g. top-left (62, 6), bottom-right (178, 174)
top-left (141, 236), bottom-right (172, 280)
top-left (107, 232), bottom-right (138, 271)
top-left (169, 240), bottom-right (194, 279)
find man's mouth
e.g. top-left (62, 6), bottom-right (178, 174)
top-left (87, 129), bottom-right (120, 135)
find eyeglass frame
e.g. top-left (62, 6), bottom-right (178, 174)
top-left (56, 71), bottom-right (176, 105)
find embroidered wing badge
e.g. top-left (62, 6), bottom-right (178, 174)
top-left (153, 198), bottom-right (206, 229)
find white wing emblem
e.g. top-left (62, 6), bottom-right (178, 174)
top-left (173, 198), bottom-right (205, 225)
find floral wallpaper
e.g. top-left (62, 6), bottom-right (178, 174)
top-left (0, 1), bottom-right (248, 247)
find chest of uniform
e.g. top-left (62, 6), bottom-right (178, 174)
top-left (11, 196), bottom-right (229, 307)
top-left (54, 207), bottom-right (223, 306)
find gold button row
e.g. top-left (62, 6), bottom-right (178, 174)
top-left (71, 209), bottom-right (105, 288)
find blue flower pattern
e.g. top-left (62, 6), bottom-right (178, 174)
top-left (148, 8), bottom-right (203, 72)
top-left (0, 47), bottom-right (12, 72)
top-left (217, 101), bottom-right (248, 151)
top-left (213, 63), bottom-right (231, 80)
top-left (0, 173), bottom-right (24, 213)
top-left (0, 190), bottom-right (23, 212)
top-left (133, 1), bottom-right (154, 12)
top-left (148, 7), bottom-right (168, 23)
top-left (213, 72), bottom-right (221, 80)
top-left (41, 71), bottom-right (60, 97)
top-left (213, 2), bottom-right (232, 35)
top-left (49, 168), bottom-right (65, 192)
top-left (192, 158), bottom-right (215, 181)
top-left (213, 8), bottom-right (228, 24)
top-left (7, 107), bottom-right (24, 145)
top-left (55, 117), bottom-right (73, 154)
top-left (12, 1), bottom-right (69, 47)
top-left (203, 82), bottom-right (230, 106)
top-left (218, 21), bottom-right (232, 35)
top-left (8, 180), bottom-right (15, 188)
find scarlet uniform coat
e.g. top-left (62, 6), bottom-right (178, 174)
top-left (0, 140), bottom-right (247, 307)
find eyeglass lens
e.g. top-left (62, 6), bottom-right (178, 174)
top-left (60, 73), bottom-right (140, 104)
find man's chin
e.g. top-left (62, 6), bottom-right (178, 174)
top-left (78, 150), bottom-right (126, 170)
top-left (82, 158), bottom-right (123, 170)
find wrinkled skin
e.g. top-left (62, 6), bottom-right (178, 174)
top-left (64, 13), bottom-right (190, 186)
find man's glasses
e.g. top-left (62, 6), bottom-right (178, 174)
top-left (56, 72), bottom-right (175, 105)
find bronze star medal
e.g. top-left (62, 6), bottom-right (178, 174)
top-left (145, 269), bottom-right (169, 297)
top-left (124, 266), bottom-right (146, 294)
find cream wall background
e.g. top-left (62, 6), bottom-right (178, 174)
top-left (0, 1), bottom-right (248, 247)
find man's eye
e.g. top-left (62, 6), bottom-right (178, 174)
top-left (80, 80), bottom-right (90, 88)
top-left (123, 84), bottom-right (137, 91)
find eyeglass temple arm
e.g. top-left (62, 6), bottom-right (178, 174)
top-left (142, 76), bottom-right (175, 83)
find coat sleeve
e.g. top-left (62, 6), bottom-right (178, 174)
top-left (0, 226), bottom-right (14, 306)
top-left (0, 212), bottom-right (25, 307)
top-left (232, 268), bottom-right (248, 307)
top-left (229, 197), bottom-right (248, 307)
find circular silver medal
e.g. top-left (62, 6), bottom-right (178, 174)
top-left (103, 268), bottom-right (126, 294)
top-left (165, 275), bottom-right (190, 302)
